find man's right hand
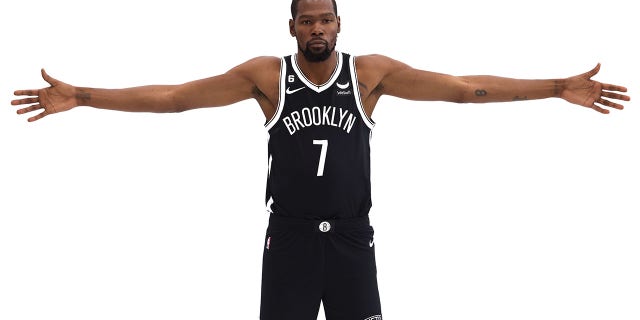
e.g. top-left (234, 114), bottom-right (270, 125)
top-left (11, 69), bottom-right (78, 122)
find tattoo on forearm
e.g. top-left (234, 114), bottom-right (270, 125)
top-left (475, 89), bottom-right (487, 97)
top-left (513, 96), bottom-right (529, 101)
top-left (76, 89), bottom-right (91, 105)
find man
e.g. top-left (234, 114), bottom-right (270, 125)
top-left (10, 0), bottom-right (630, 319)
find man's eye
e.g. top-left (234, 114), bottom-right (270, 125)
top-left (323, 19), bottom-right (333, 23)
top-left (302, 20), bottom-right (312, 25)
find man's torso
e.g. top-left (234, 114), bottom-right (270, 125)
top-left (264, 52), bottom-right (375, 219)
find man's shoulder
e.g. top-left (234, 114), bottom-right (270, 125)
top-left (231, 56), bottom-right (281, 75)
top-left (243, 56), bottom-right (281, 67)
top-left (224, 56), bottom-right (282, 90)
top-left (353, 54), bottom-right (393, 63)
top-left (353, 54), bottom-right (398, 72)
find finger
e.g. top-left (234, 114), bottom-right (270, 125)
top-left (602, 91), bottom-right (631, 102)
top-left (11, 97), bottom-right (39, 106)
top-left (601, 83), bottom-right (628, 93)
top-left (41, 68), bottom-right (58, 86)
top-left (584, 63), bottom-right (601, 79)
top-left (597, 98), bottom-right (624, 110)
top-left (28, 111), bottom-right (48, 122)
top-left (13, 89), bottom-right (39, 96)
top-left (591, 104), bottom-right (610, 114)
top-left (17, 104), bottom-right (43, 115)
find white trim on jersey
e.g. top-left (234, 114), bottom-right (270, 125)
top-left (350, 55), bottom-right (376, 130)
top-left (292, 51), bottom-right (343, 93)
top-left (264, 57), bottom-right (287, 131)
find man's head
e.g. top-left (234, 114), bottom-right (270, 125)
top-left (291, 0), bottom-right (337, 19)
top-left (289, 0), bottom-right (340, 63)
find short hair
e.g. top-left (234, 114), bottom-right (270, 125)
top-left (291, 0), bottom-right (338, 19)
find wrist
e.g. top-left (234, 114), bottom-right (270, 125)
top-left (553, 79), bottom-right (565, 98)
top-left (75, 87), bottom-right (91, 106)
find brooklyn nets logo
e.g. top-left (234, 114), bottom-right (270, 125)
top-left (364, 316), bottom-right (382, 320)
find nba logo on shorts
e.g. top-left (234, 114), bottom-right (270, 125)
top-left (266, 236), bottom-right (271, 250)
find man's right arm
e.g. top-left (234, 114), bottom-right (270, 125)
top-left (12, 56), bottom-right (278, 122)
top-left (76, 72), bottom-right (255, 113)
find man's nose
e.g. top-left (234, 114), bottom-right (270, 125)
top-left (311, 23), bottom-right (324, 37)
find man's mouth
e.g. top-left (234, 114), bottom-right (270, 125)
top-left (308, 39), bottom-right (328, 48)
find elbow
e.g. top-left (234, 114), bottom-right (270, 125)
top-left (451, 81), bottom-right (469, 104)
top-left (450, 93), bottom-right (467, 104)
top-left (173, 104), bottom-right (190, 113)
top-left (442, 77), bottom-right (470, 104)
top-left (453, 76), bottom-right (494, 104)
top-left (166, 86), bottom-right (192, 113)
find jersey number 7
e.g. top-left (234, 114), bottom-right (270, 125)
top-left (313, 140), bottom-right (328, 177)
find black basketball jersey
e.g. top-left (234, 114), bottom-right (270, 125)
top-left (264, 52), bottom-right (375, 219)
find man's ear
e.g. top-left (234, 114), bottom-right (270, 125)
top-left (289, 19), bottom-right (296, 37)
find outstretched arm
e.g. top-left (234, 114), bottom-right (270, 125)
top-left (11, 57), bottom-right (278, 122)
top-left (361, 55), bottom-right (629, 114)
top-left (456, 64), bottom-right (629, 114)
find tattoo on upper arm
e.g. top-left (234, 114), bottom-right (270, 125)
top-left (475, 89), bottom-right (487, 97)
top-left (76, 89), bottom-right (91, 105)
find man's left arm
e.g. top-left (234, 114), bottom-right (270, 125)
top-left (373, 56), bottom-right (630, 114)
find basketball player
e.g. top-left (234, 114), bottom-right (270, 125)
top-left (10, 0), bottom-right (630, 319)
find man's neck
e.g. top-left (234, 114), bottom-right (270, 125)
top-left (295, 51), bottom-right (338, 86)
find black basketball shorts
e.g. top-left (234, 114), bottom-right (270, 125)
top-left (260, 214), bottom-right (383, 320)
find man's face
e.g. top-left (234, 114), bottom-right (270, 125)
top-left (290, 0), bottom-right (340, 62)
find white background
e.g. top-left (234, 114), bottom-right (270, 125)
top-left (1, 1), bottom-right (638, 320)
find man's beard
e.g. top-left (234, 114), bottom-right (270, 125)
top-left (299, 39), bottom-right (336, 62)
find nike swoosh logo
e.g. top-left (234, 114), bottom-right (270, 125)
top-left (369, 240), bottom-right (374, 247)
top-left (336, 82), bottom-right (350, 90)
top-left (286, 86), bottom-right (306, 94)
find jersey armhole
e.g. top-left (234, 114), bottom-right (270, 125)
top-left (264, 57), bottom-right (287, 131)
top-left (350, 55), bottom-right (376, 130)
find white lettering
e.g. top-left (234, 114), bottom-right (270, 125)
top-left (280, 106), bottom-right (358, 135)
top-left (302, 108), bottom-right (313, 127)
top-left (282, 117), bottom-right (296, 135)
top-left (330, 107), bottom-right (338, 127)
top-left (343, 114), bottom-right (356, 133)
top-left (312, 107), bottom-right (322, 126)
top-left (338, 109), bottom-right (349, 128)
top-left (322, 106), bottom-right (332, 126)
top-left (291, 111), bottom-right (305, 131)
